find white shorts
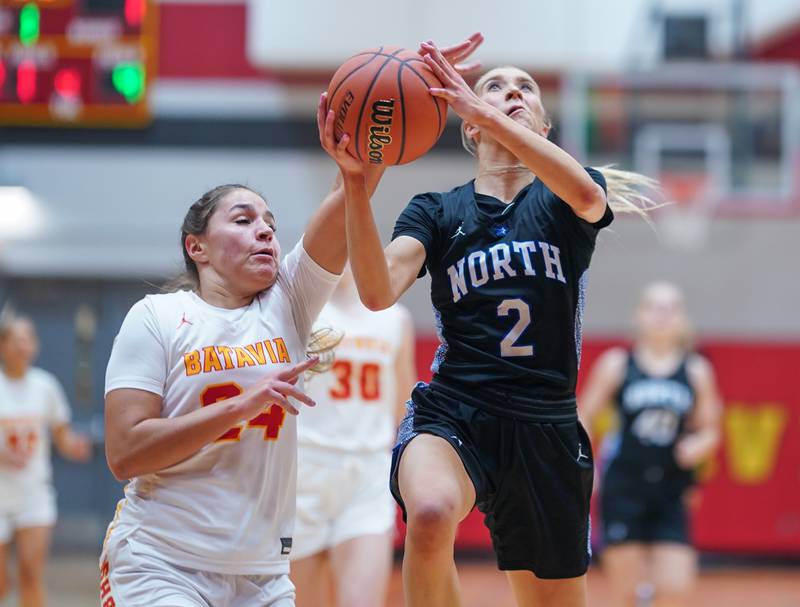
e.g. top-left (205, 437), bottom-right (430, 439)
top-left (0, 484), bottom-right (56, 543)
top-left (99, 536), bottom-right (295, 607)
top-left (292, 447), bottom-right (395, 561)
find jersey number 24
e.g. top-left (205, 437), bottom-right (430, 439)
top-left (201, 382), bottom-right (286, 443)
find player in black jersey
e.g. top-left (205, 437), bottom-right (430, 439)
top-left (320, 35), bottom-right (655, 606)
top-left (580, 282), bottom-right (722, 607)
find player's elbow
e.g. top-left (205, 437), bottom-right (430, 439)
top-left (107, 458), bottom-right (130, 482)
top-left (576, 183), bottom-right (607, 213)
top-left (106, 447), bottom-right (136, 481)
top-left (359, 292), bottom-right (393, 312)
top-left (570, 183), bottom-right (607, 223)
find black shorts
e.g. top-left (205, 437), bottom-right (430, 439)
top-left (600, 478), bottom-right (690, 546)
top-left (390, 382), bottom-right (594, 579)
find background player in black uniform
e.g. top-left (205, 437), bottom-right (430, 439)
top-left (580, 282), bottom-right (722, 607)
top-left (320, 36), bottom-right (655, 607)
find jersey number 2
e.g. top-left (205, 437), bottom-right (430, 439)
top-left (497, 299), bottom-right (534, 357)
top-left (201, 382), bottom-right (286, 443)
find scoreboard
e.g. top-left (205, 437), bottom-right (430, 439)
top-left (0, 0), bottom-right (156, 127)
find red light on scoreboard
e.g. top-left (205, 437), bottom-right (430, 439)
top-left (54, 67), bottom-right (81, 99)
top-left (17, 60), bottom-right (36, 104)
top-left (0, 62), bottom-right (6, 94)
top-left (125, 0), bottom-right (145, 27)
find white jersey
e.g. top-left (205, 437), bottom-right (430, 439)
top-left (103, 241), bottom-right (338, 576)
top-left (0, 367), bottom-right (70, 501)
top-left (299, 302), bottom-right (409, 453)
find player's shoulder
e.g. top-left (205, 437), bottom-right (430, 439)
top-left (26, 366), bottom-right (55, 382)
top-left (410, 181), bottom-right (472, 209)
top-left (139, 290), bottom-right (192, 315)
top-left (26, 367), bottom-right (61, 391)
top-left (123, 290), bottom-right (194, 335)
top-left (440, 180), bottom-right (474, 205)
top-left (686, 351), bottom-right (714, 382)
top-left (595, 347), bottom-right (630, 376)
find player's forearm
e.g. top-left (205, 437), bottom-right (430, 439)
top-left (306, 167), bottom-right (387, 275)
top-left (343, 174), bottom-right (397, 310)
top-left (675, 426), bottom-right (720, 468)
top-left (476, 108), bottom-right (604, 214)
top-left (107, 398), bottom-right (246, 480)
top-left (303, 181), bottom-right (348, 274)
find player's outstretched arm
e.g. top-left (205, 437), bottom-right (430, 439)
top-left (104, 357), bottom-right (318, 480)
top-left (421, 41), bottom-right (606, 223)
top-left (303, 93), bottom-right (385, 275)
top-left (318, 96), bottom-right (424, 310)
top-left (675, 354), bottom-right (723, 469)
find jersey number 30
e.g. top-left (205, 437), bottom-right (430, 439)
top-left (497, 299), bottom-right (533, 357)
top-left (329, 361), bottom-right (381, 401)
top-left (201, 382), bottom-right (286, 443)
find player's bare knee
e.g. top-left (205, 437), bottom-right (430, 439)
top-left (18, 562), bottom-right (43, 588)
top-left (0, 575), bottom-right (9, 599)
top-left (406, 497), bottom-right (459, 548)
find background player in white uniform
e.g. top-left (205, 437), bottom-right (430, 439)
top-left (290, 267), bottom-right (416, 607)
top-left (100, 100), bottom-right (383, 607)
top-left (0, 313), bottom-right (91, 607)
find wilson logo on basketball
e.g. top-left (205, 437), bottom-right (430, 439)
top-left (367, 99), bottom-right (395, 164)
top-left (334, 91), bottom-right (355, 141)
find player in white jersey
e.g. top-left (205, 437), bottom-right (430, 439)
top-left (0, 313), bottom-right (91, 607)
top-left (290, 267), bottom-right (416, 607)
top-left (100, 99), bottom-right (384, 607)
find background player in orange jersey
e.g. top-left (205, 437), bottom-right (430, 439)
top-left (290, 267), bottom-right (416, 607)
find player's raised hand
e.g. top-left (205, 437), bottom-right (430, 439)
top-left (421, 41), bottom-right (487, 124)
top-left (318, 92), bottom-right (366, 177)
top-left (419, 32), bottom-right (484, 77)
top-left (238, 356), bottom-right (320, 417)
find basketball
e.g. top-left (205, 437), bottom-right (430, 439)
top-left (326, 46), bottom-right (448, 166)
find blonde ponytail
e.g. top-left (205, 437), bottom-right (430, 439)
top-left (597, 165), bottom-right (665, 224)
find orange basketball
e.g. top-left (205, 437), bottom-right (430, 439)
top-left (326, 46), bottom-right (447, 166)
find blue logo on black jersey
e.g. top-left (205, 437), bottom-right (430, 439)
top-left (493, 224), bottom-right (509, 238)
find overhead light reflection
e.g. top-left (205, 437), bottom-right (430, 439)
top-left (0, 186), bottom-right (46, 240)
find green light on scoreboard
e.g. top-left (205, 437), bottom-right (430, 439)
top-left (19, 3), bottom-right (40, 47)
top-left (111, 62), bottom-right (146, 103)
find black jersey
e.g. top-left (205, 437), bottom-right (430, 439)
top-left (603, 352), bottom-right (696, 496)
top-left (392, 167), bottom-right (612, 416)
